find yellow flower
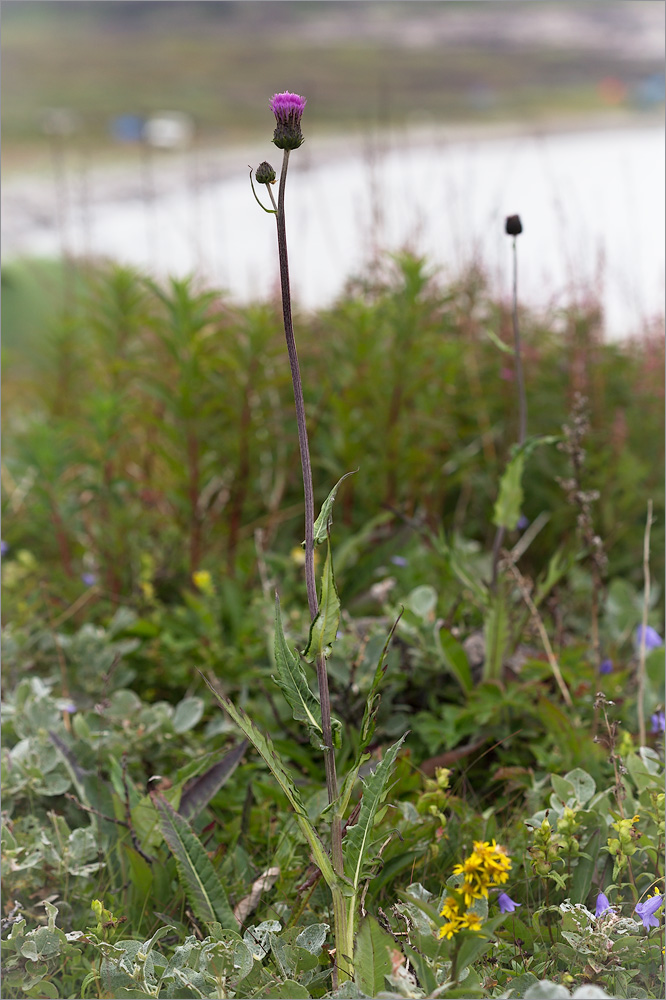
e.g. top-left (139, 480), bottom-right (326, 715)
top-left (192, 570), bottom-right (215, 596)
top-left (460, 911), bottom-right (483, 932)
top-left (439, 896), bottom-right (460, 920)
top-left (438, 916), bottom-right (464, 940)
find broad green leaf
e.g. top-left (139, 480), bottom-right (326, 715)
top-left (172, 696), bottom-right (204, 734)
top-left (493, 437), bottom-right (559, 530)
top-left (343, 734), bottom-right (407, 891)
top-left (305, 471), bottom-right (357, 547)
top-left (259, 982), bottom-right (310, 999)
top-left (434, 626), bottom-right (473, 693)
top-left (153, 794), bottom-right (237, 930)
top-left (202, 677), bottom-right (338, 891)
top-left (303, 538), bottom-right (341, 662)
top-left (551, 774), bottom-right (575, 804)
top-left (405, 585), bottom-right (437, 620)
top-left (353, 915), bottom-right (393, 998)
top-left (273, 596), bottom-right (325, 749)
top-left (564, 768), bottom-right (596, 806)
top-left (493, 451), bottom-right (526, 530)
top-left (571, 827), bottom-right (601, 904)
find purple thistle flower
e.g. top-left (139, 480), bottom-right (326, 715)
top-left (599, 658), bottom-right (613, 675)
top-left (391, 555), bottom-right (408, 567)
top-left (270, 91), bottom-right (306, 150)
top-left (497, 892), bottom-right (521, 913)
top-left (595, 892), bottom-right (612, 917)
top-left (650, 709), bottom-right (665, 734)
top-left (635, 624), bottom-right (663, 652)
top-left (634, 894), bottom-right (663, 929)
top-left (81, 572), bottom-right (97, 587)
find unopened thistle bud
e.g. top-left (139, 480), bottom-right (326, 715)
top-left (270, 91), bottom-right (306, 150)
top-left (255, 160), bottom-right (276, 185)
top-left (505, 214), bottom-right (523, 236)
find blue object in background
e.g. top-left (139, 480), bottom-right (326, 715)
top-left (110, 114), bottom-right (145, 143)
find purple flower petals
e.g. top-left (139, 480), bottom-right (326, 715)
top-left (599, 659), bottom-right (613, 675)
top-left (595, 892), bottom-right (612, 917)
top-left (497, 892), bottom-right (521, 913)
top-left (634, 893), bottom-right (663, 929)
top-left (270, 91), bottom-right (306, 150)
top-left (650, 710), bottom-right (665, 734)
top-left (635, 624), bottom-right (663, 652)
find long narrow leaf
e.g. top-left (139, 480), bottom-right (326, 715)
top-left (303, 537), bottom-right (340, 662)
top-left (343, 734), bottom-right (407, 892)
top-left (153, 794), bottom-right (237, 930)
top-left (360, 612), bottom-right (402, 751)
top-left (273, 595), bottom-right (325, 748)
top-left (201, 676), bottom-right (338, 891)
top-left (179, 740), bottom-right (248, 820)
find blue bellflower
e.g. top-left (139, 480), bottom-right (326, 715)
top-left (595, 892), bottom-right (612, 917)
top-left (497, 892), bottom-right (521, 913)
top-left (634, 894), bottom-right (663, 929)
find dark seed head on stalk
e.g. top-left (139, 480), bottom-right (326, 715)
top-left (505, 214), bottom-right (523, 236)
top-left (270, 91), bottom-right (306, 150)
top-left (255, 161), bottom-right (277, 185)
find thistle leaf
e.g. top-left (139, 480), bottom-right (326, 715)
top-left (304, 470), bottom-right (357, 547)
top-left (273, 595), bottom-right (325, 748)
top-left (353, 915), bottom-right (393, 998)
top-left (201, 676), bottom-right (338, 891)
top-left (303, 538), bottom-right (340, 662)
top-left (153, 794), bottom-right (238, 930)
top-left (360, 612), bottom-right (402, 751)
top-left (343, 734), bottom-right (407, 892)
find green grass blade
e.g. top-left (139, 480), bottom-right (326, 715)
top-left (153, 793), bottom-right (237, 930)
top-left (343, 734), bottom-right (407, 892)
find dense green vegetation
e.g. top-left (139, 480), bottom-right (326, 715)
top-left (1, 252), bottom-right (664, 998)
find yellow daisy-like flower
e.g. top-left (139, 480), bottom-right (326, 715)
top-left (452, 853), bottom-right (484, 880)
top-left (460, 911), bottom-right (483, 932)
top-left (439, 896), bottom-right (460, 920)
top-left (438, 916), bottom-right (464, 940)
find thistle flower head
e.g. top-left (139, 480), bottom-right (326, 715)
top-left (255, 160), bottom-right (276, 185)
top-left (270, 91), bottom-right (306, 150)
top-left (505, 214), bottom-right (523, 236)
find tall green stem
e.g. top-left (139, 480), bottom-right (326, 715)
top-left (492, 234), bottom-right (528, 587)
top-left (272, 148), bottom-right (345, 912)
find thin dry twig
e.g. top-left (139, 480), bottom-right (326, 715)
top-left (508, 565), bottom-right (573, 708)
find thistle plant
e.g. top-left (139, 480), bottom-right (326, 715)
top-left (208, 91), bottom-right (407, 987)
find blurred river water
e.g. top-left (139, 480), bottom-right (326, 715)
top-left (3, 119), bottom-right (664, 339)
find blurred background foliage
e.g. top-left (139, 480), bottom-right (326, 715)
top-left (3, 0), bottom-right (664, 168)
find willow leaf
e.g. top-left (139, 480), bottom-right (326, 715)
top-left (202, 677), bottom-right (338, 890)
top-left (303, 538), bottom-right (340, 662)
top-left (343, 734), bottom-right (407, 892)
top-left (153, 794), bottom-right (237, 930)
top-left (273, 595), bottom-right (325, 748)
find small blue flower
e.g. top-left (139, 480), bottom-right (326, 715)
top-left (635, 624), bottom-right (663, 652)
top-left (599, 659), bottom-right (613, 675)
top-left (0, 539), bottom-right (8, 557)
top-left (650, 710), bottom-right (665, 734)
top-left (634, 893), bottom-right (663, 929)
top-left (390, 555), bottom-right (408, 567)
top-left (497, 892), bottom-right (521, 913)
top-left (595, 892), bottom-right (612, 917)
top-left (516, 515), bottom-right (529, 531)
top-left (81, 572), bottom-right (97, 587)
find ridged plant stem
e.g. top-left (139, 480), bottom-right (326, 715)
top-left (272, 150), bottom-right (344, 891)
